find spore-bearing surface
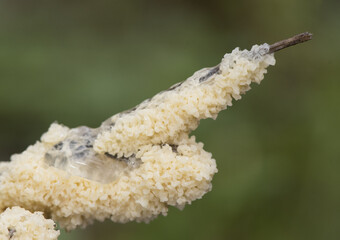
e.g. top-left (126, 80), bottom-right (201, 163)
top-left (0, 43), bottom-right (275, 230)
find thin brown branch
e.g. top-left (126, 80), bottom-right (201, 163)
top-left (268, 32), bottom-right (312, 54)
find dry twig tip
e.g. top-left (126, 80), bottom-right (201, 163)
top-left (268, 32), bottom-right (312, 53)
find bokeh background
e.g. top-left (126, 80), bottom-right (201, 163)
top-left (0, 0), bottom-right (339, 239)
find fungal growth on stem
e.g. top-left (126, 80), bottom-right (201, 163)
top-left (0, 33), bottom-right (312, 231)
top-left (0, 207), bottom-right (59, 240)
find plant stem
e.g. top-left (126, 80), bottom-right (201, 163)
top-left (268, 32), bottom-right (312, 54)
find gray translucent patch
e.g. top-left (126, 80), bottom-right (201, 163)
top-left (199, 66), bottom-right (220, 83)
top-left (44, 126), bottom-right (141, 184)
top-left (8, 227), bottom-right (16, 239)
top-left (241, 44), bottom-right (270, 60)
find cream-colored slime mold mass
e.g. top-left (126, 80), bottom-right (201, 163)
top-left (0, 207), bottom-right (60, 240)
top-left (0, 44), bottom-right (275, 230)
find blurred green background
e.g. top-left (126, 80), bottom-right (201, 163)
top-left (0, 0), bottom-right (339, 239)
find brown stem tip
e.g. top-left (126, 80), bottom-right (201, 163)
top-left (268, 32), bottom-right (312, 54)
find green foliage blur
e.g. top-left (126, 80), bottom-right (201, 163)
top-left (0, 0), bottom-right (339, 239)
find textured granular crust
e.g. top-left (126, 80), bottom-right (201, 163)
top-left (0, 207), bottom-right (59, 240)
top-left (0, 44), bottom-right (275, 231)
top-left (95, 45), bottom-right (275, 157)
top-left (0, 136), bottom-right (216, 230)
